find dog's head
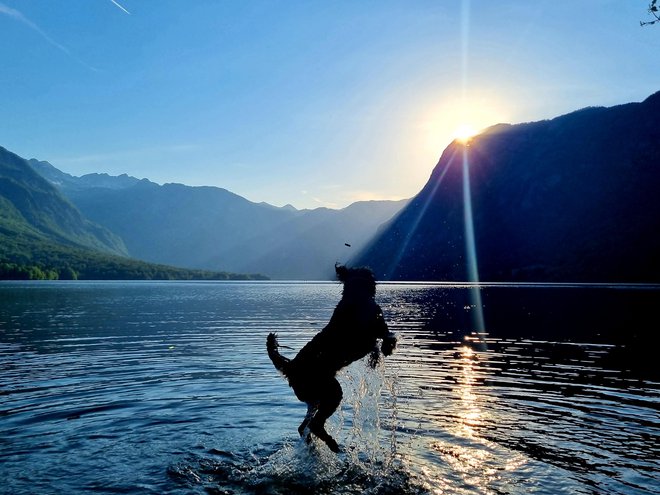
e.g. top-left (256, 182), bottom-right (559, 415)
top-left (335, 264), bottom-right (376, 299)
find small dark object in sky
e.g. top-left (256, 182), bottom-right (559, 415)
top-left (344, 243), bottom-right (351, 247)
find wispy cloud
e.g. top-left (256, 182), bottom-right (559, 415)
top-left (301, 187), bottom-right (404, 209)
top-left (0, 2), bottom-right (99, 71)
top-left (0, 3), bottom-right (71, 56)
top-left (110, 0), bottom-right (131, 15)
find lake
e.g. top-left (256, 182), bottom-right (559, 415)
top-left (1, 281), bottom-right (658, 494)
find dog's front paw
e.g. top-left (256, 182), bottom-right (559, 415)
top-left (381, 333), bottom-right (397, 356)
top-left (267, 332), bottom-right (278, 347)
top-left (368, 348), bottom-right (381, 368)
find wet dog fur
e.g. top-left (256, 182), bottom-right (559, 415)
top-left (267, 264), bottom-right (396, 452)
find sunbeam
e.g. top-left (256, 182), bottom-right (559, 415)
top-left (384, 147), bottom-right (461, 279)
top-left (461, 0), bottom-right (471, 99)
top-left (462, 145), bottom-right (487, 347)
top-left (460, 0), bottom-right (486, 346)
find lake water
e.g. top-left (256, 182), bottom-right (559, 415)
top-left (1, 281), bottom-right (658, 494)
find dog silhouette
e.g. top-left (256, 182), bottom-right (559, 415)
top-left (267, 264), bottom-right (396, 452)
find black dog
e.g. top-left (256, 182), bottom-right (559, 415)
top-left (267, 264), bottom-right (396, 452)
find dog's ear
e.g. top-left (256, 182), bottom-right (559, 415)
top-left (335, 263), bottom-right (348, 282)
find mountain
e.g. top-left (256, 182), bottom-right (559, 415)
top-left (1, 147), bottom-right (266, 280)
top-left (31, 162), bottom-right (406, 279)
top-left (353, 91), bottom-right (660, 282)
top-left (53, 179), bottom-right (289, 270)
top-left (0, 146), bottom-right (127, 256)
top-left (29, 159), bottom-right (145, 191)
top-left (210, 199), bottom-right (408, 279)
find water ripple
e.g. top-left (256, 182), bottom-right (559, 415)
top-left (0, 281), bottom-right (658, 494)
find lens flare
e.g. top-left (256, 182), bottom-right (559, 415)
top-left (454, 124), bottom-right (478, 144)
top-left (462, 146), bottom-right (487, 348)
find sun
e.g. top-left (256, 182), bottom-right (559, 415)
top-left (420, 91), bottom-right (509, 155)
top-left (453, 123), bottom-right (479, 144)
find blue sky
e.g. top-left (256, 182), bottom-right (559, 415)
top-left (1, 1), bottom-right (658, 209)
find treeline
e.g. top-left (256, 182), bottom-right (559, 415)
top-left (0, 261), bottom-right (265, 281)
top-left (0, 233), bottom-right (268, 281)
top-left (0, 262), bottom-right (69, 280)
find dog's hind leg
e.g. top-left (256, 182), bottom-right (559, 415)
top-left (298, 403), bottom-right (317, 437)
top-left (308, 377), bottom-right (343, 453)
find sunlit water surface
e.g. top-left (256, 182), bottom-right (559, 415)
top-left (1, 281), bottom-right (658, 494)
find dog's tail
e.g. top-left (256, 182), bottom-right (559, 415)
top-left (267, 333), bottom-right (291, 376)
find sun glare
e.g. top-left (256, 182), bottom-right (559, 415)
top-left (454, 123), bottom-right (478, 144)
top-left (420, 93), bottom-right (509, 155)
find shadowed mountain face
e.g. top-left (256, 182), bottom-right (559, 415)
top-left (31, 160), bottom-right (406, 279)
top-left (354, 91), bottom-right (660, 282)
top-left (211, 199), bottom-right (407, 280)
top-left (60, 180), bottom-right (293, 272)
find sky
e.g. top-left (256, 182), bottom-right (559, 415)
top-left (1, 1), bottom-right (658, 209)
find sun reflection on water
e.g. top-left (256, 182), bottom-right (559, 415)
top-left (409, 345), bottom-right (530, 494)
top-left (457, 345), bottom-right (481, 438)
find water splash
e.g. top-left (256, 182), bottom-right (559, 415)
top-left (169, 434), bottom-right (426, 495)
top-left (168, 358), bottom-right (426, 494)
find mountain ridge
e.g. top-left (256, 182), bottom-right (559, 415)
top-left (10, 91), bottom-right (658, 282)
top-left (353, 91), bottom-right (660, 282)
top-left (29, 158), bottom-right (407, 279)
